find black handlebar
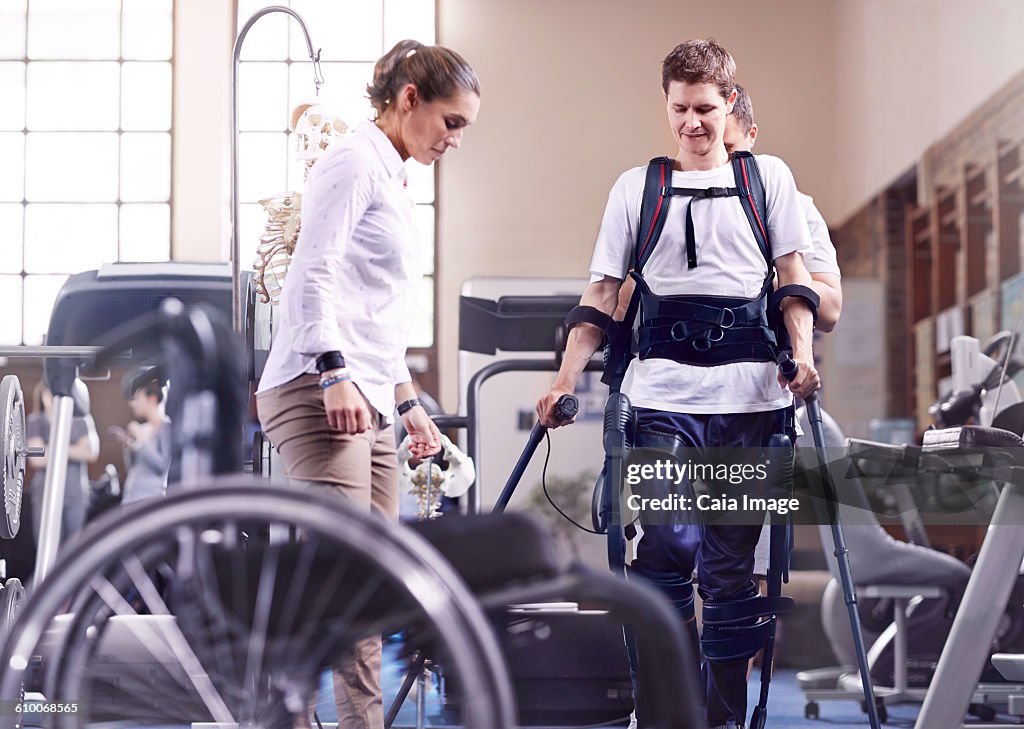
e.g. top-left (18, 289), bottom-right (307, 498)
top-left (553, 393), bottom-right (579, 422)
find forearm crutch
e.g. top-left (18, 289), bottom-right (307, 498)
top-left (779, 355), bottom-right (881, 729)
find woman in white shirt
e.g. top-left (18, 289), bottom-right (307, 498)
top-left (256, 40), bottom-right (480, 729)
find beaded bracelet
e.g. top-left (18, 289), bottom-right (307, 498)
top-left (319, 367), bottom-right (349, 381)
top-left (319, 372), bottom-right (352, 390)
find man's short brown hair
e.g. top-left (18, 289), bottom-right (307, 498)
top-left (731, 83), bottom-right (754, 134)
top-left (661, 38), bottom-right (736, 100)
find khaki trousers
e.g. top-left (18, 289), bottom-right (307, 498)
top-left (257, 374), bottom-right (398, 729)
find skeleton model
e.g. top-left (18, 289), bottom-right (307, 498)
top-left (252, 102), bottom-right (347, 304)
top-left (397, 434), bottom-right (476, 520)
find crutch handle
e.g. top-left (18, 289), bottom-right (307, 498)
top-left (777, 353), bottom-right (798, 382)
top-left (777, 353), bottom-right (819, 406)
top-left (553, 394), bottom-right (579, 422)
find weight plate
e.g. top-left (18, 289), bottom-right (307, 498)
top-left (0, 376), bottom-right (27, 540)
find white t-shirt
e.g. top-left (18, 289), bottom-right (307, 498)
top-left (588, 154), bottom-right (813, 414)
top-left (799, 192), bottom-right (840, 276)
top-left (257, 121), bottom-right (422, 421)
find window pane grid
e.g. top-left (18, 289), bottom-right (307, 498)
top-left (238, 0), bottom-right (436, 346)
top-left (3, 0), bottom-right (174, 345)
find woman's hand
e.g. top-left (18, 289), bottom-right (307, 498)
top-left (323, 380), bottom-right (374, 433)
top-left (402, 406), bottom-right (442, 459)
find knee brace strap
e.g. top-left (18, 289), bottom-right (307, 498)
top-left (629, 563), bottom-right (695, 622)
top-left (701, 594), bottom-right (795, 662)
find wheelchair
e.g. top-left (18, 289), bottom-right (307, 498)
top-left (0, 265), bottom-right (701, 728)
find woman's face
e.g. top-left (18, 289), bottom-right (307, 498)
top-left (665, 80), bottom-right (735, 162)
top-left (399, 86), bottom-right (480, 165)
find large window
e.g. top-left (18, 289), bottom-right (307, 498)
top-left (236, 0), bottom-right (437, 347)
top-left (0, 0), bottom-right (173, 345)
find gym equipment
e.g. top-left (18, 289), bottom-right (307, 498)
top-left (798, 410), bottom-right (978, 722)
top-left (0, 263), bottom-right (243, 586)
top-left (0, 376), bottom-right (42, 540)
top-left (779, 355), bottom-right (883, 729)
top-left (845, 425), bottom-right (1024, 729)
top-left (802, 332), bottom-right (1024, 722)
top-left (457, 279), bottom-right (603, 516)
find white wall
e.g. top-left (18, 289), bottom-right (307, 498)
top-left (833, 0), bottom-right (1024, 223)
top-left (436, 0), bottom-right (837, 409)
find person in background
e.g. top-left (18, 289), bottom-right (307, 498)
top-left (112, 375), bottom-right (171, 505)
top-left (26, 381), bottom-right (99, 548)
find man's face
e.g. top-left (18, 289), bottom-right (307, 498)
top-left (129, 389), bottom-right (153, 419)
top-left (723, 115), bottom-right (757, 155)
top-left (665, 81), bottom-right (734, 160)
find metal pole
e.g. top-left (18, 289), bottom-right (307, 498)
top-left (915, 484), bottom-right (1024, 729)
top-left (0, 346), bottom-right (107, 359)
top-left (32, 394), bottom-right (75, 589)
top-left (806, 395), bottom-right (883, 729)
top-left (231, 6), bottom-right (320, 333)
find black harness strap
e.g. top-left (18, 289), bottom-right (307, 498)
top-left (601, 153), bottom-right (777, 384)
top-left (733, 151), bottom-right (771, 267)
top-left (635, 157), bottom-right (675, 271)
top-left (661, 185), bottom-right (743, 269)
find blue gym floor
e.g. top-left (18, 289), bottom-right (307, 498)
top-left (312, 645), bottom-right (928, 729)
top-left (13, 647), bottom-right (963, 728)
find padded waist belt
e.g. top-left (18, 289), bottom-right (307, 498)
top-left (635, 283), bottom-right (778, 367)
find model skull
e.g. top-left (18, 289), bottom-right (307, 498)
top-left (291, 102), bottom-right (348, 161)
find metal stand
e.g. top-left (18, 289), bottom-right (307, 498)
top-left (915, 481), bottom-right (1024, 729)
top-left (32, 394), bottom-right (73, 589)
top-left (230, 6), bottom-right (321, 333)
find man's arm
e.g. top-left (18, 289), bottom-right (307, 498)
top-left (536, 276), bottom-right (622, 427)
top-left (801, 195), bottom-right (842, 331)
top-left (810, 273), bottom-right (842, 332)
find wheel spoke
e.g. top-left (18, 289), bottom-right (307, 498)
top-left (90, 574), bottom-right (236, 725)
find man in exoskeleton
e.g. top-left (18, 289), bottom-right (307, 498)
top-left (537, 39), bottom-right (820, 729)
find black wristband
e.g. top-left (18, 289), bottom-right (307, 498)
top-left (397, 398), bottom-right (421, 416)
top-left (316, 351), bottom-right (346, 373)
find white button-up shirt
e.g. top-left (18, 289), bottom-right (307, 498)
top-left (257, 121), bottom-right (421, 421)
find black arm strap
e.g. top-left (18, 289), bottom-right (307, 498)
top-left (316, 351), bottom-right (346, 373)
top-left (565, 305), bottom-right (614, 334)
top-left (770, 285), bottom-right (820, 322)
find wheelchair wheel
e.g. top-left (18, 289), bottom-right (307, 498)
top-left (0, 477), bottom-right (515, 728)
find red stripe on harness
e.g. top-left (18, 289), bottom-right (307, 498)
top-left (740, 158), bottom-right (769, 245)
top-left (636, 163), bottom-right (666, 265)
